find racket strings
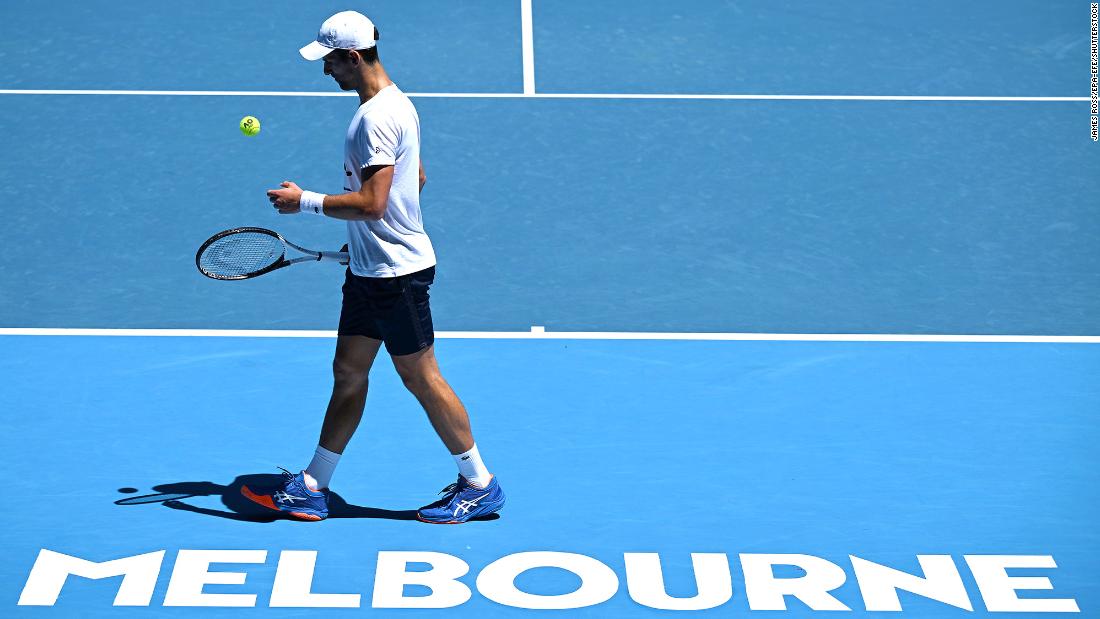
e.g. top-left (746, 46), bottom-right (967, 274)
top-left (198, 232), bottom-right (284, 278)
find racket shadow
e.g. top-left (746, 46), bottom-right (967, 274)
top-left (115, 474), bottom-right (419, 522)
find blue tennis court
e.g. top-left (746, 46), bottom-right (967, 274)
top-left (1, 1), bottom-right (1097, 617)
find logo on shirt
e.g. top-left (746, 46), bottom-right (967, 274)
top-left (373, 146), bottom-right (382, 154)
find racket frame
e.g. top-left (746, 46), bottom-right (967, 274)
top-left (195, 226), bottom-right (348, 280)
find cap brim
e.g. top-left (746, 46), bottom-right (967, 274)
top-left (299, 41), bottom-right (334, 61)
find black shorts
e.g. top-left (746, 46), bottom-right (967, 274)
top-left (338, 266), bottom-right (436, 356)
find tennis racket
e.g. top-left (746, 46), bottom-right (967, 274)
top-left (196, 227), bottom-right (349, 280)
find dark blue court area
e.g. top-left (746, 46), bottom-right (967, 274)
top-left (1, 1), bottom-right (1097, 617)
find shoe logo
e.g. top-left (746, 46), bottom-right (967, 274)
top-left (453, 493), bottom-right (489, 517)
top-left (274, 491), bottom-right (307, 505)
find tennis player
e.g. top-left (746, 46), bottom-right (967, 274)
top-left (242, 11), bottom-right (504, 524)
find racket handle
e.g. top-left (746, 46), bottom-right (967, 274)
top-left (319, 251), bottom-right (350, 265)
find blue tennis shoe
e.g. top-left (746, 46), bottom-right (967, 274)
top-left (241, 468), bottom-right (329, 521)
top-left (417, 475), bottom-right (505, 524)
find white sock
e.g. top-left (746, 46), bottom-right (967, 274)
top-left (304, 445), bottom-right (341, 490)
top-left (454, 444), bottom-right (492, 488)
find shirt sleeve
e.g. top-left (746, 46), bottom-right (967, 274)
top-left (357, 114), bottom-right (399, 168)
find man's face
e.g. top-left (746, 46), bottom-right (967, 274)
top-left (323, 50), bottom-right (358, 91)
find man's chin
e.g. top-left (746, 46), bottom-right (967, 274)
top-left (335, 80), bottom-right (354, 91)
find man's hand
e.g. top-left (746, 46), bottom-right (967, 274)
top-left (267, 181), bottom-right (304, 214)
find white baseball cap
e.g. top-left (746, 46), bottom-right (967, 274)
top-left (299, 11), bottom-right (378, 61)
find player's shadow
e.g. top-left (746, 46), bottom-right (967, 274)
top-left (114, 474), bottom-right (419, 523)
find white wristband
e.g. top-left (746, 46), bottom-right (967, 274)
top-left (299, 190), bottom-right (326, 215)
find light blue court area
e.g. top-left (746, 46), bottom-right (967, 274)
top-left (0, 1), bottom-right (1085, 95)
top-left (0, 0), bottom-right (1097, 335)
top-left (0, 0), bottom-right (525, 93)
top-left (0, 94), bottom-right (1097, 334)
top-left (2, 0), bottom-right (1098, 616)
top-left (533, 0), bottom-right (1086, 96)
top-left (0, 334), bottom-right (1097, 617)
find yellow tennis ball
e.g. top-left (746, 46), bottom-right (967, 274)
top-left (240, 116), bottom-right (261, 136)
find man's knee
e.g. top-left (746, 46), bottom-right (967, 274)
top-left (396, 364), bottom-right (437, 394)
top-left (332, 357), bottom-right (370, 389)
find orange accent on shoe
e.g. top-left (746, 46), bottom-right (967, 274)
top-left (241, 486), bottom-right (277, 510)
top-left (289, 511), bottom-right (323, 521)
top-left (241, 486), bottom-right (323, 521)
top-left (416, 515), bottom-right (461, 525)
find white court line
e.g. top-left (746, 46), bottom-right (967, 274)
top-left (520, 0), bottom-right (536, 95)
top-left (0, 328), bottom-right (1096, 343)
top-left (0, 90), bottom-right (1088, 102)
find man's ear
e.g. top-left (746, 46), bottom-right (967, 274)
top-left (349, 50), bottom-right (361, 66)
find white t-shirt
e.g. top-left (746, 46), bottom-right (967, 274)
top-left (343, 84), bottom-right (436, 277)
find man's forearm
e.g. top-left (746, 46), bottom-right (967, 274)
top-left (321, 191), bottom-right (384, 221)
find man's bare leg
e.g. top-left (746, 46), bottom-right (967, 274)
top-left (394, 344), bottom-right (504, 522)
top-left (319, 335), bottom-right (383, 451)
top-left (391, 344), bottom-right (474, 454)
top-left (302, 335), bottom-right (382, 490)
top-left (239, 334), bottom-right (381, 518)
